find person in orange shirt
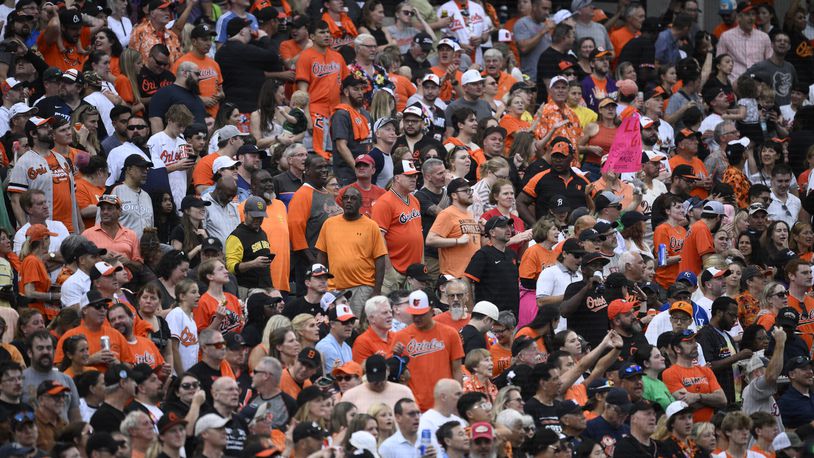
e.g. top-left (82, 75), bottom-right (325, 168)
top-left (351, 296), bottom-right (395, 363)
top-left (392, 290), bottom-right (464, 411)
top-left (54, 289), bottom-right (136, 372)
top-left (107, 303), bottom-right (167, 372)
top-left (19, 224), bottom-right (58, 321)
top-left (75, 156), bottom-right (108, 231)
top-left (489, 311), bottom-right (515, 377)
top-left (515, 303), bottom-right (560, 354)
top-left (609, 4), bottom-right (645, 59)
top-left (280, 347), bottom-right (321, 399)
top-left (678, 200), bottom-right (722, 276)
top-left (785, 258), bottom-right (814, 349)
top-left (482, 48), bottom-right (517, 102)
top-left (280, 16), bottom-right (310, 68)
top-left (427, 178), bottom-right (481, 278)
top-left (653, 195), bottom-right (687, 288)
top-left (191, 125), bottom-right (249, 194)
top-left (194, 259), bottom-right (244, 334)
top-left (37, 8), bottom-right (91, 71)
top-left (433, 279), bottom-right (471, 332)
top-left (295, 19), bottom-right (349, 159)
top-left (661, 330), bottom-right (727, 422)
top-left (431, 38), bottom-right (463, 103)
top-left (172, 24), bottom-right (225, 118)
top-left (669, 129), bottom-right (712, 199)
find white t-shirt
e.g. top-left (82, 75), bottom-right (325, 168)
top-left (147, 131), bottom-right (189, 209)
top-left (437, 0), bottom-right (489, 65)
top-left (106, 143), bottom-right (155, 186)
top-left (416, 409), bottom-right (467, 454)
top-left (166, 307), bottom-right (199, 374)
top-left (83, 91), bottom-right (115, 137)
top-left (13, 220), bottom-right (69, 255)
top-left (699, 113), bottom-right (724, 134)
top-left (61, 269), bottom-right (91, 309)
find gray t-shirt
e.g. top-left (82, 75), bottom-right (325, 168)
top-left (742, 376), bottom-right (783, 432)
top-left (22, 367), bottom-right (80, 422)
top-left (386, 25), bottom-right (420, 54)
top-left (746, 59), bottom-right (797, 106)
top-left (665, 90), bottom-right (702, 119)
top-left (110, 183), bottom-right (154, 240)
top-left (573, 20), bottom-right (613, 54)
top-left (444, 98), bottom-right (493, 128)
top-left (513, 17), bottom-right (551, 81)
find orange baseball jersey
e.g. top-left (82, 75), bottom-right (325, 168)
top-left (519, 244), bottom-right (557, 282)
top-left (370, 190), bottom-right (424, 274)
top-left (74, 176), bottom-right (104, 231)
top-left (653, 222), bottom-right (687, 288)
top-left (194, 292), bottom-right (244, 334)
top-left (678, 220), bottom-right (714, 276)
top-left (19, 255), bottom-right (53, 320)
top-left (669, 155), bottom-right (710, 199)
top-left (130, 335), bottom-right (166, 369)
top-left (37, 27), bottom-right (92, 71)
top-left (296, 48), bottom-right (347, 158)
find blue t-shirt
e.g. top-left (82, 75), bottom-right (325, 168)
top-left (584, 415), bottom-right (630, 456)
top-left (215, 12), bottom-right (259, 43)
top-left (148, 84), bottom-right (208, 126)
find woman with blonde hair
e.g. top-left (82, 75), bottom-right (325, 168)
top-left (248, 315), bottom-right (292, 371)
top-left (482, 75), bottom-right (505, 118)
top-left (691, 422), bottom-right (717, 453)
top-left (469, 157), bottom-right (509, 221)
top-left (369, 89), bottom-right (395, 121)
top-left (113, 48), bottom-right (145, 113)
top-left (463, 348), bottom-right (498, 402)
top-left (293, 386), bottom-right (332, 429)
top-left (71, 105), bottom-right (102, 155)
top-left (756, 281), bottom-right (788, 330)
top-left (492, 386), bottom-right (524, 421)
top-left (292, 313), bottom-right (320, 349)
top-left (368, 402), bottom-right (395, 443)
top-left (168, 279), bottom-right (200, 375)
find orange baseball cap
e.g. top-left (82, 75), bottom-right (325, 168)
top-left (669, 301), bottom-right (693, 317)
top-left (332, 361), bottom-right (363, 377)
top-left (25, 224), bottom-right (57, 242)
top-left (608, 299), bottom-right (636, 320)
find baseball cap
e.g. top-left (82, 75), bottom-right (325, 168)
top-left (676, 128), bottom-right (701, 143)
top-left (562, 238), bottom-right (586, 256)
top-left (669, 301), bottom-right (693, 317)
top-left (104, 363), bottom-right (133, 386)
top-left (355, 154), bottom-right (375, 167)
top-left (406, 263), bottom-right (432, 282)
top-left (702, 86), bottom-right (726, 104)
top-left (218, 125), bottom-right (250, 142)
top-left (402, 104), bottom-right (424, 119)
top-left (702, 267), bottom-right (730, 283)
top-left (605, 388), bottom-right (633, 413)
top-left (36, 380), bottom-right (69, 397)
top-left (84, 71), bottom-right (103, 87)
top-left (98, 194), bottom-right (122, 208)
top-left (472, 301), bottom-right (499, 322)
top-left (25, 224), bottom-right (57, 242)
top-left (588, 378), bottom-right (612, 397)
top-left (419, 73), bottom-right (441, 86)
top-left (86, 289), bottom-right (112, 309)
top-left (71, 241), bottom-right (106, 262)
top-left (320, 290), bottom-right (352, 309)
top-left (511, 336), bottom-right (536, 356)
top-left (672, 164), bottom-right (696, 180)
top-left (365, 354), bottom-right (387, 382)
top-left (123, 154), bottom-right (154, 169)
top-left (786, 355), bottom-right (813, 373)
top-left (191, 23), bottom-right (217, 39)
top-left (549, 75), bottom-right (569, 88)
top-left (406, 289), bottom-right (431, 315)
top-left (306, 263), bottom-right (334, 278)
top-left (639, 116), bottom-right (657, 129)
top-left (572, 0), bottom-right (593, 10)
top-left (471, 422), bottom-right (494, 440)
top-left (776, 307), bottom-right (800, 328)
top-left (607, 299), bottom-right (635, 320)
top-left (328, 303), bottom-right (356, 322)
top-left (413, 32), bottom-right (434, 51)
top-left (549, 137), bottom-right (575, 156)
top-left (617, 79), bottom-right (638, 97)
top-left (255, 6), bottom-right (281, 22)
top-left (484, 215), bottom-right (513, 234)
top-left (461, 69), bottom-right (485, 85)
top-left (558, 60), bottom-right (576, 72)
top-left (195, 413), bottom-right (230, 435)
top-left (702, 200), bottom-right (725, 215)
top-left (556, 400), bottom-right (582, 417)
top-left (59, 8), bottom-right (83, 27)
top-left (42, 67), bottom-right (63, 82)
top-left (226, 17), bottom-right (252, 37)
top-left (665, 400), bottom-right (692, 421)
top-left (293, 421), bottom-right (328, 443)
top-left (676, 271), bottom-right (698, 287)
top-left (593, 220), bottom-right (618, 234)
top-left (297, 385), bottom-right (330, 407)
top-left (213, 156), bottom-right (241, 174)
top-left (181, 195), bottom-right (211, 211)
top-left (748, 203), bottom-right (768, 215)
top-left (224, 332), bottom-right (246, 350)
top-left (25, 116), bottom-right (53, 133)
top-left (61, 68), bottom-right (84, 84)
top-left (342, 74), bottom-right (367, 89)
top-left (157, 412), bottom-right (188, 434)
top-left (1, 77), bottom-right (24, 95)
top-left (642, 151), bottom-right (666, 164)
top-left (670, 329), bottom-right (697, 347)
top-left (580, 229), bottom-right (600, 242)
top-left (393, 159), bottom-right (420, 176)
top-left (91, 261), bottom-right (122, 280)
top-left (237, 144), bottom-right (267, 157)
top-left (742, 265), bottom-right (771, 283)
top-left (581, 252), bottom-right (609, 267)
top-left (550, 194), bottom-right (570, 212)
top-left (621, 211), bottom-right (649, 228)
top-left (86, 432), bottom-right (126, 455)
top-left (131, 363), bottom-right (159, 385)
top-left (483, 125), bottom-right (507, 140)
top-left (773, 433), bottom-right (803, 452)
top-left (332, 360), bottom-right (363, 378)
top-left (645, 85), bottom-right (667, 100)
top-left (447, 177), bottom-right (470, 196)
top-left (437, 38), bottom-right (460, 52)
top-left (374, 117), bottom-right (398, 132)
top-left (598, 97), bottom-right (617, 109)
top-left (202, 237), bottom-right (223, 253)
top-left (629, 400), bottom-right (656, 416)
top-left (736, 1), bottom-right (753, 13)
top-left (618, 362), bottom-right (644, 379)
top-left (594, 191), bottom-right (622, 211)
top-left (297, 347), bottom-right (322, 368)
top-left (552, 9), bottom-right (574, 24)
top-left (590, 48), bottom-right (611, 60)
top-left (244, 195), bottom-right (269, 218)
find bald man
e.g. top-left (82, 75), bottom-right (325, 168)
top-left (200, 377), bottom-right (249, 456)
top-left (416, 379), bottom-right (467, 453)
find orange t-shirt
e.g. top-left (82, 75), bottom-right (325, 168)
top-left (499, 114), bottom-right (530, 154)
top-left (46, 153), bottom-right (73, 232)
top-left (192, 153), bottom-right (221, 191)
top-left (19, 254), bottom-right (53, 319)
top-left (114, 74), bottom-right (136, 104)
top-left (36, 27), bottom-right (91, 71)
top-left (194, 292), bottom-right (244, 334)
top-left (315, 215), bottom-right (388, 290)
top-left (653, 222), bottom-right (687, 288)
top-left (515, 327), bottom-right (548, 354)
top-left (295, 47), bottom-right (348, 115)
top-left (370, 190), bottom-right (424, 274)
top-left (489, 343), bottom-right (512, 377)
top-left (678, 220), bottom-right (714, 276)
top-left (662, 364), bottom-right (721, 422)
top-left (610, 27), bottom-right (639, 59)
top-left (434, 312), bottom-right (469, 332)
top-left (74, 177), bottom-right (104, 230)
top-left (237, 198), bottom-right (291, 292)
top-left (336, 183), bottom-right (385, 218)
top-left (430, 66), bottom-right (462, 103)
top-left (351, 327), bottom-right (394, 363)
top-left (171, 53), bottom-right (223, 117)
top-left (668, 155), bottom-right (710, 199)
top-left (280, 367), bottom-right (312, 399)
top-left (55, 323), bottom-right (135, 372)
top-left (756, 313), bottom-right (775, 331)
top-left (788, 294), bottom-right (814, 349)
top-left (390, 73), bottom-right (416, 112)
top-left (429, 205), bottom-right (481, 278)
top-left (279, 39), bottom-right (304, 62)
top-left (130, 335), bottom-right (166, 369)
top-left (565, 383), bottom-right (588, 406)
top-left (393, 322), bottom-right (465, 411)
top-left (519, 243), bottom-right (557, 281)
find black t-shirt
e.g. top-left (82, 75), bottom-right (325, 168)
top-left (414, 186), bottom-right (444, 258)
top-left (562, 280), bottom-right (609, 349)
top-left (282, 296), bottom-right (322, 320)
top-left (215, 40), bottom-right (283, 113)
top-left (169, 226), bottom-right (206, 268)
top-left (617, 36), bottom-right (657, 83)
top-left (493, 364), bottom-right (535, 399)
top-left (89, 402), bottom-right (126, 434)
top-left (695, 325), bottom-right (736, 403)
top-left (460, 324), bottom-right (487, 355)
top-left (33, 96), bottom-right (82, 123)
top-left (612, 435), bottom-right (659, 458)
top-left (536, 47), bottom-right (574, 95)
top-left (658, 437), bottom-right (710, 458)
top-left (187, 361), bottom-right (225, 399)
top-left (148, 84), bottom-right (208, 126)
top-left (137, 67), bottom-right (175, 98)
top-left (464, 245), bottom-right (519, 315)
top-left (619, 332), bottom-right (651, 361)
top-left (199, 406), bottom-right (249, 457)
top-left (524, 397), bottom-right (562, 433)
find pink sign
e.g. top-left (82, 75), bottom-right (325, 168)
top-left (602, 112), bottom-right (643, 174)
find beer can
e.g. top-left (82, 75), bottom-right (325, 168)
top-left (658, 244), bottom-right (667, 267)
top-left (101, 335), bottom-right (110, 351)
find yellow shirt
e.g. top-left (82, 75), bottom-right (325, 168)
top-left (573, 105), bottom-right (598, 128)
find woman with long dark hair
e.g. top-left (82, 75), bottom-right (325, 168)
top-left (251, 79), bottom-right (295, 150)
top-left (152, 250), bottom-right (191, 310)
top-left (170, 197), bottom-right (209, 268)
top-left (162, 372), bottom-right (205, 442)
top-left (90, 28), bottom-right (124, 78)
top-left (59, 334), bottom-right (90, 377)
top-left (151, 191), bottom-right (181, 244)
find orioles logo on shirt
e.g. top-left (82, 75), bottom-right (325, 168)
top-left (135, 351), bottom-right (157, 367)
top-left (681, 376), bottom-right (705, 387)
top-left (311, 61), bottom-right (340, 77)
top-left (26, 165), bottom-right (49, 180)
top-left (179, 327), bottom-right (198, 347)
top-left (405, 338), bottom-right (445, 357)
top-left (398, 209), bottom-right (420, 224)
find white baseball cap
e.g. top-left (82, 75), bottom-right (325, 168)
top-left (552, 9), bottom-right (574, 24)
top-left (549, 75), bottom-right (569, 88)
top-left (438, 38), bottom-right (461, 52)
top-left (195, 414), bottom-right (230, 436)
top-left (406, 290), bottom-right (431, 315)
top-left (665, 401), bottom-right (691, 421)
top-left (419, 73), bottom-right (441, 86)
top-left (461, 69), bottom-right (484, 85)
top-left (472, 301), bottom-right (499, 321)
top-left (212, 156), bottom-right (241, 174)
top-left (9, 103), bottom-right (37, 119)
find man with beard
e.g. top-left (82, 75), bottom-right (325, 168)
top-left (696, 297), bottom-right (753, 404)
top-left (393, 104), bottom-right (444, 159)
top-left (464, 216), bottom-right (519, 315)
top-left (662, 330), bottom-right (727, 422)
top-left (405, 75), bottom-right (446, 142)
top-left (642, 86), bottom-right (675, 152)
top-left (537, 24), bottom-right (576, 90)
top-left (81, 195), bottom-right (141, 263)
top-left (434, 279), bottom-right (471, 331)
top-left (107, 304), bottom-right (167, 373)
top-left (21, 330), bottom-right (81, 422)
top-left (288, 155), bottom-right (342, 293)
top-left (678, 200), bottom-right (723, 276)
top-left (149, 61), bottom-right (207, 131)
top-left (6, 11), bottom-right (35, 49)
top-left (717, 2), bottom-right (772, 81)
top-left (224, 195), bottom-right (274, 292)
top-left (612, 401), bottom-right (658, 458)
top-left (146, 104), bottom-right (195, 210)
top-left (784, 260), bottom-right (814, 351)
top-left (608, 299), bottom-right (650, 361)
top-left (137, 45), bottom-right (176, 106)
top-left (111, 154), bottom-right (154, 239)
top-left (331, 75), bottom-right (373, 186)
top-left (101, 105), bottom-right (132, 156)
top-left (315, 187), bottom-right (386, 314)
top-left (561, 252), bottom-right (611, 349)
top-left (36, 7), bottom-right (92, 71)
top-left (123, 363), bottom-right (165, 423)
top-left (402, 33), bottom-right (433, 73)
top-left (172, 23), bottom-right (224, 119)
top-left (8, 116), bottom-right (81, 233)
top-left (281, 264), bottom-right (329, 320)
top-left (581, 48), bottom-right (617, 111)
top-left (200, 377), bottom-right (250, 456)
top-left (0, 79), bottom-right (28, 137)
top-left (336, 155), bottom-right (385, 218)
top-left (216, 17), bottom-right (284, 115)
top-left (235, 144), bottom-right (265, 203)
top-left (105, 116), bottom-right (152, 185)
top-left (428, 178), bottom-right (481, 278)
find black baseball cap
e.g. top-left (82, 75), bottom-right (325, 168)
top-left (484, 215), bottom-right (513, 234)
top-left (224, 332), bottom-right (246, 350)
top-left (104, 363), bottom-right (133, 386)
top-left (255, 7), bottom-right (281, 23)
top-left (181, 195), bottom-right (212, 211)
top-left (605, 388), bottom-right (633, 413)
top-left (672, 164), bottom-right (696, 180)
top-left (226, 17), bottom-right (252, 37)
top-left (70, 241), bottom-right (106, 262)
top-left (297, 347), bottom-right (322, 368)
top-left (406, 263), bottom-right (432, 282)
top-left (296, 385), bottom-right (330, 407)
top-left (593, 221), bottom-right (618, 234)
top-left (556, 400), bottom-right (582, 417)
top-left (581, 252), bottom-right (610, 267)
top-left (202, 237), bottom-right (223, 253)
top-left (191, 23), bottom-right (217, 39)
top-left (621, 211), bottom-right (649, 228)
top-left (580, 228), bottom-right (600, 242)
top-left (342, 74), bottom-right (367, 89)
top-left (293, 421), bottom-right (328, 443)
top-left (86, 432), bottom-right (126, 455)
top-left (549, 195), bottom-right (570, 213)
top-left (786, 355), bottom-right (813, 373)
top-left (131, 363), bottom-right (158, 384)
top-left (123, 154), bottom-right (153, 169)
top-left (776, 307), bottom-right (800, 328)
top-left (562, 238), bottom-right (586, 256)
top-left (413, 32), bottom-right (434, 51)
top-left (511, 336), bottom-right (535, 357)
top-left (446, 177), bottom-right (470, 196)
top-left (366, 354), bottom-right (387, 382)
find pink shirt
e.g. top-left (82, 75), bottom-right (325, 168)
top-left (82, 225), bottom-right (143, 263)
top-left (716, 26), bottom-right (772, 81)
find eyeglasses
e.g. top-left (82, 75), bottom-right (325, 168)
top-left (127, 125), bottom-right (149, 131)
top-left (335, 375), bottom-right (357, 382)
top-left (773, 290), bottom-right (789, 298)
top-left (180, 382), bottom-right (200, 390)
top-left (205, 342), bottom-right (226, 349)
top-left (189, 71), bottom-right (202, 77)
top-left (456, 188), bottom-right (473, 195)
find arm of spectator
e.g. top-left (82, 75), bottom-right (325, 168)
top-left (765, 326), bottom-right (786, 386)
top-left (515, 192), bottom-right (536, 227)
top-left (41, 4), bottom-right (60, 46)
top-left (333, 139), bottom-right (356, 169)
top-left (150, 117), bottom-right (164, 135)
top-left (171, 338), bottom-right (184, 376)
top-left (172, 0), bottom-right (197, 38)
top-left (315, 249), bottom-right (328, 270)
top-left (451, 358), bottom-right (463, 384)
top-left (426, 231), bottom-right (469, 248)
top-left (373, 255), bottom-right (385, 296)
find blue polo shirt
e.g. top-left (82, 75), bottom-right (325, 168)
top-left (315, 333), bottom-right (353, 375)
top-left (777, 385), bottom-right (814, 429)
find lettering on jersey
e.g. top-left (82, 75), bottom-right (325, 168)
top-left (682, 376), bottom-right (705, 387)
top-left (27, 164), bottom-right (49, 180)
top-left (179, 327), bottom-right (198, 347)
top-left (199, 67), bottom-right (219, 82)
top-left (459, 219), bottom-right (481, 235)
top-left (135, 349), bottom-right (157, 367)
top-left (399, 208), bottom-right (420, 224)
top-left (405, 338), bottom-right (446, 357)
top-left (586, 294), bottom-right (608, 312)
top-left (447, 14), bottom-right (483, 33)
top-left (251, 240), bottom-right (271, 252)
top-left (670, 236), bottom-right (684, 252)
top-left (311, 61), bottom-right (341, 78)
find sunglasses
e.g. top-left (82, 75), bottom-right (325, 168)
top-left (13, 411), bottom-right (35, 423)
top-left (623, 364), bottom-right (643, 374)
top-left (334, 375), bottom-right (357, 382)
top-left (180, 382), bottom-right (200, 390)
top-left (127, 125), bottom-right (149, 131)
top-left (773, 290), bottom-right (789, 298)
top-left (88, 302), bottom-right (109, 310)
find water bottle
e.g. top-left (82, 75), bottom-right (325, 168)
top-left (419, 429), bottom-right (432, 456)
top-left (658, 243), bottom-right (667, 267)
top-left (499, 5), bottom-right (509, 23)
